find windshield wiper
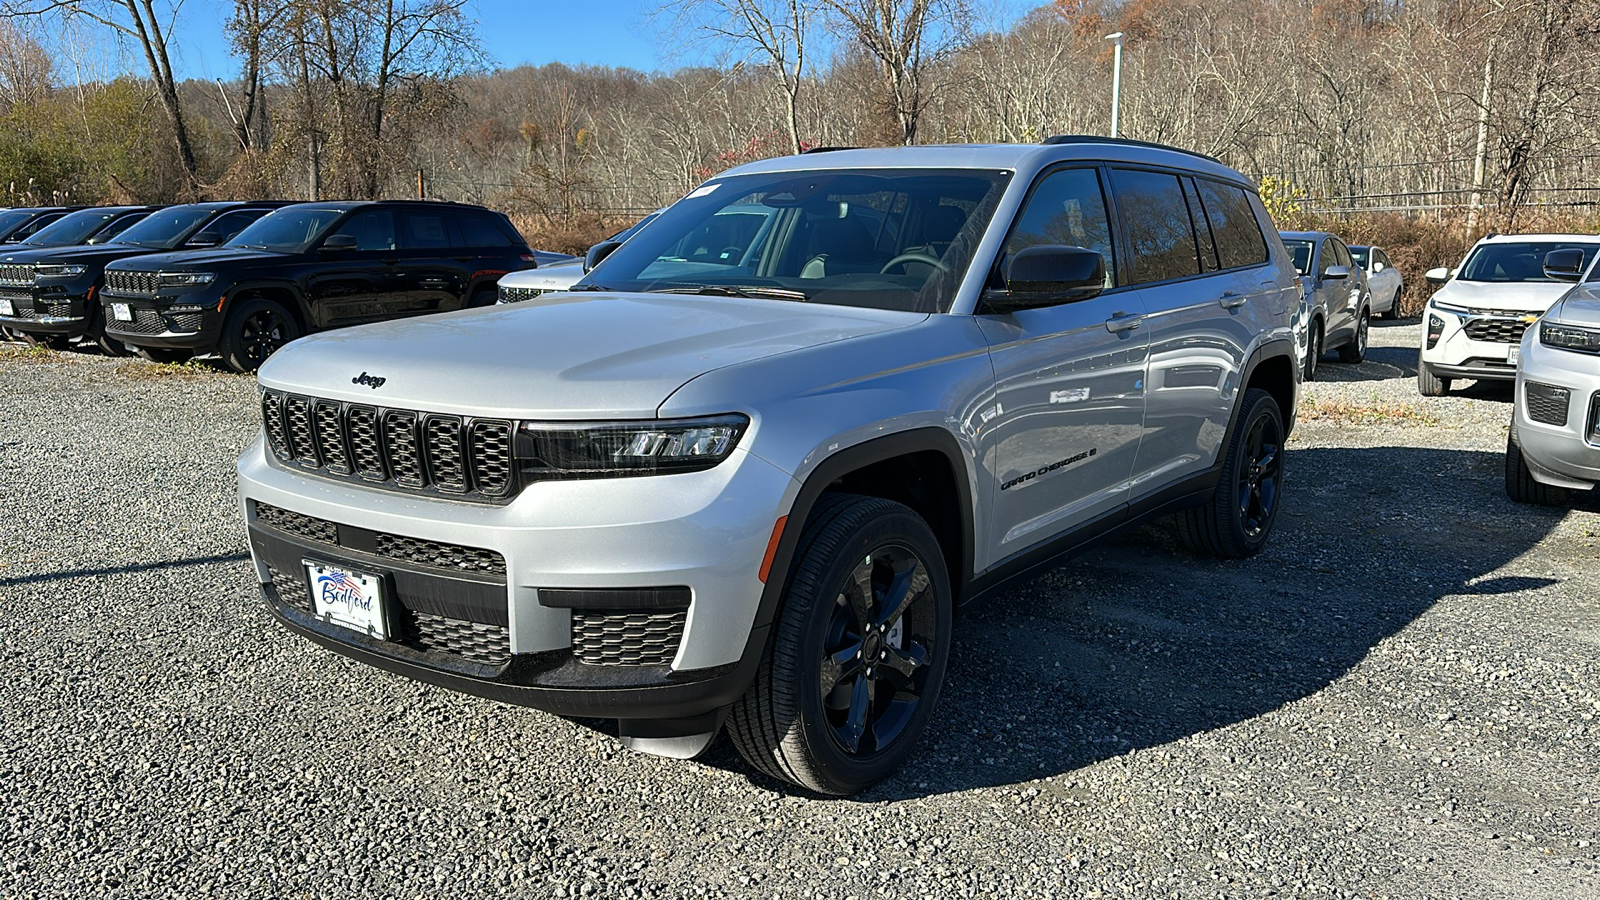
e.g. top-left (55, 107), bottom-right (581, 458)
top-left (565, 283), bottom-right (612, 292)
top-left (649, 285), bottom-right (808, 302)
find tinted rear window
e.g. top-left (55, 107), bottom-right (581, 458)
top-left (1196, 180), bottom-right (1268, 270)
top-left (456, 211), bottom-right (516, 248)
top-left (403, 211), bottom-right (452, 249)
top-left (1110, 169), bottom-right (1200, 285)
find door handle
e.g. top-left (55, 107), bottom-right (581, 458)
top-left (1105, 312), bottom-right (1143, 333)
top-left (381, 258), bottom-right (399, 266)
top-left (1220, 291), bottom-right (1247, 309)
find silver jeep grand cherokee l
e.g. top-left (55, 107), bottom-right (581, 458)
top-left (239, 137), bottom-right (1301, 795)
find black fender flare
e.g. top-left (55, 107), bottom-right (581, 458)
top-left (1233, 335), bottom-right (1300, 440)
top-left (220, 281), bottom-right (311, 332)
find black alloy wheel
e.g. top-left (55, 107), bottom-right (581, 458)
top-left (1339, 305), bottom-right (1369, 363)
top-left (1236, 408), bottom-right (1283, 540)
top-left (1304, 325), bottom-right (1321, 381)
top-left (729, 494), bottom-right (952, 796)
top-left (220, 297), bottom-right (300, 373)
top-left (819, 544), bottom-right (937, 757)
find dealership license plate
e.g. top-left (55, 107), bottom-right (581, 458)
top-left (0, 298), bottom-right (11, 316)
top-left (112, 302), bottom-right (132, 322)
top-left (305, 560), bottom-right (388, 639)
top-left (1508, 345), bottom-right (1521, 365)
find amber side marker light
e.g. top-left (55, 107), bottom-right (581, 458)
top-left (758, 516), bottom-right (788, 583)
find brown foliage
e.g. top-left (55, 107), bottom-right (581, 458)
top-left (506, 211), bottom-right (637, 257)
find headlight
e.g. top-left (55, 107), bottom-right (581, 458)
top-left (517, 414), bottom-right (747, 478)
top-left (34, 264), bottom-right (86, 278)
top-left (1429, 298), bottom-right (1469, 315)
top-left (158, 271), bottom-right (215, 287)
top-left (1540, 321), bottom-right (1600, 354)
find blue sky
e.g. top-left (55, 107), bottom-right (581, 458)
top-left (156, 0), bottom-right (1041, 82)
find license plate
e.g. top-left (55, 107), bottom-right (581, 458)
top-left (112, 302), bottom-right (132, 322)
top-left (305, 560), bottom-right (388, 639)
top-left (1508, 345), bottom-right (1521, 365)
top-left (0, 298), bottom-right (11, 316)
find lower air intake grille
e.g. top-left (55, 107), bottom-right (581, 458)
top-left (267, 565), bottom-right (312, 614)
top-left (255, 503), bottom-right (338, 544)
top-left (394, 611), bottom-right (511, 665)
top-left (1525, 382), bottom-right (1571, 427)
top-left (372, 533), bottom-right (506, 575)
top-left (572, 610), bottom-right (687, 666)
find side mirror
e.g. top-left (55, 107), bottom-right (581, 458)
top-left (1543, 248), bottom-right (1585, 282)
top-left (1424, 267), bottom-right (1451, 285)
top-left (320, 233), bottom-right (358, 252)
top-left (584, 239), bottom-right (622, 273)
top-left (185, 232), bottom-right (221, 249)
top-left (984, 245), bottom-right (1105, 312)
top-left (1322, 265), bottom-right (1350, 280)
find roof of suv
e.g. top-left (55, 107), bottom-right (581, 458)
top-left (719, 139), bottom-right (1254, 189)
top-left (1473, 233), bottom-right (1600, 244)
top-left (274, 199), bottom-right (500, 212)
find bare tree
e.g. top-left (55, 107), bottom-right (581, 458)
top-left (660, 0), bottom-right (813, 154)
top-left (0, 19), bottom-right (52, 110)
top-left (821, 0), bottom-right (968, 145)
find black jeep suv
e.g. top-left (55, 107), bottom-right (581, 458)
top-left (101, 200), bottom-right (535, 371)
top-left (0, 202), bottom-right (289, 354)
top-left (0, 207), bottom-right (82, 244)
top-left (1, 206), bottom-right (164, 345)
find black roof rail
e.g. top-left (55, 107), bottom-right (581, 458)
top-left (801, 146), bottom-right (859, 154)
top-left (1041, 134), bottom-right (1224, 166)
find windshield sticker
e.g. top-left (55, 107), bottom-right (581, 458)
top-left (686, 183), bottom-right (720, 199)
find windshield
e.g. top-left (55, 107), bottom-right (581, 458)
top-left (578, 168), bottom-right (1008, 313)
top-left (607, 212), bottom-right (660, 244)
top-left (228, 207), bottom-right (345, 252)
top-left (1349, 246), bottom-right (1370, 267)
top-left (1458, 241), bottom-right (1600, 283)
top-left (1283, 240), bottom-right (1313, 276)
top-left (0, 209), bottom-right (37, 238)
top-left (22, 209), bottom-right (124, 247)
top-left (109, 205), bottom-right (214, 249)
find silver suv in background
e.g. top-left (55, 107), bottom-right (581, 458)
top-left (1280, 231), bottom-right (1371, 380)
top-left (238, 137), bottom-right (1301, 795)
top-left (1350, 245), bottom-right (1403, 319)
top-left (497, 211), bottom-right (662, 304)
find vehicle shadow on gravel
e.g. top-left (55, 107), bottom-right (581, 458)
top-left (755, 445), bottom-right (1576, 801)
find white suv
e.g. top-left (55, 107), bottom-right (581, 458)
top-left (1505, 247), bottom-right (1600, 503)
top-left (1419, 233), bottom-right (1600, 396)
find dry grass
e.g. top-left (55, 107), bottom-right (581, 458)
top-left (1298, 395), bottom-right (1442, 427)
top-left (0, 343), bottom-right (59, 365)
top-left (113, 358), bottom-right (226, 380)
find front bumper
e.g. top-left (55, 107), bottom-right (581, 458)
top-left (238, 435), bottom-right (798, 720)
top-left (99, 292), bottom-right (222, 350)
top-left (0, 285), bottom-right (91, 336)
top-left (1514, 339), bottom-right (1600, 491)
top-left (1420, 304), bottom-right (1540, 382)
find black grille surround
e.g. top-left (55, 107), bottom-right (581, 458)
top-left (1525, 382), bottom-right (1571, 427)
top-left (260, 389), bottom-right (516, 503)
top-left (1464, 317), bottom-right (1530, 344)
top-left (104, 306), bottom-right (205, 336)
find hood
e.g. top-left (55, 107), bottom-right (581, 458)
top-left (26, 244), bottom-right (165, 266)
top-left (258, 291), bottom-right (925, 418)
top-left (0, 245), bottom-right (71, 266)
top-left (1430, 278), bottom-right (1572, 313)
top-left (104, 246), bottom-right (284, 272)
top-left (1546, 283), bottom-right (1600, 329)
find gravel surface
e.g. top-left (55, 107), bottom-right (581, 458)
top-left (2, 326), bottom-right (1596, 899)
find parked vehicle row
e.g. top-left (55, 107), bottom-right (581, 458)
top-left (0, 199), bottom-right (539, 371)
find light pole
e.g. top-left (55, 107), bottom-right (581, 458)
top-left (1105, 32), bottom-right (1125, 139)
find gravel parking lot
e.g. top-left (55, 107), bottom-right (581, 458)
top-left (2, 321), bottom-right (1596, 899)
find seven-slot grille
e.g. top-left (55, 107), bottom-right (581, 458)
top-left (260, 389), bottom-right (516, 501)
top-left (1464, 317), bottom-right (1530, 344)
top-left (498, 285), bottom-right (549, 303)
top-left (0, 264), bottom-right (33, 286)
top-left (104, 270), bottom-right (160, 295)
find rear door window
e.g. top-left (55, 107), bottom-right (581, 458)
top-left (1109, 168), bottom-right (1201, 285)
top-left (1195, 180), bottom-right (1268, 270)
top-left (456, 211), bottom-right (515, 248)
top-left (203, 210), bottom-right (272, 244)
top-left (330, 210), bottom-right (397, 251)
top-left (402, 211), bottom-right (453, 250)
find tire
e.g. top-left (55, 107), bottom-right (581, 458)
top-left (89, 305), bottom-right (129, 356)
top-left (1338, 305), bottom-right (1369, 363)
top-left (136, 347), bottom-right (191, 364)
top-left (1505, 422), bottom-right (1568, 505)
top-left (219, 297), bottom-right (300, 373)
top-left (1303, 323), bottom-right (1321, 382)
top-left (1385, 291), bottom-right (1405, 320)
top-left (1417, 360), bottom-right (1450, 397)
top-left (1177, 388), bottom-right (1285, 560)
top-left (728, 494), bottom-right (953, 796)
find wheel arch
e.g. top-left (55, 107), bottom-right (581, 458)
top-left (758, 428), bottom-right (976, 627)
top-left (1238, 338), bottom-right (1299, 439)
top-left (223, 281), bottom-right (310, 332)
